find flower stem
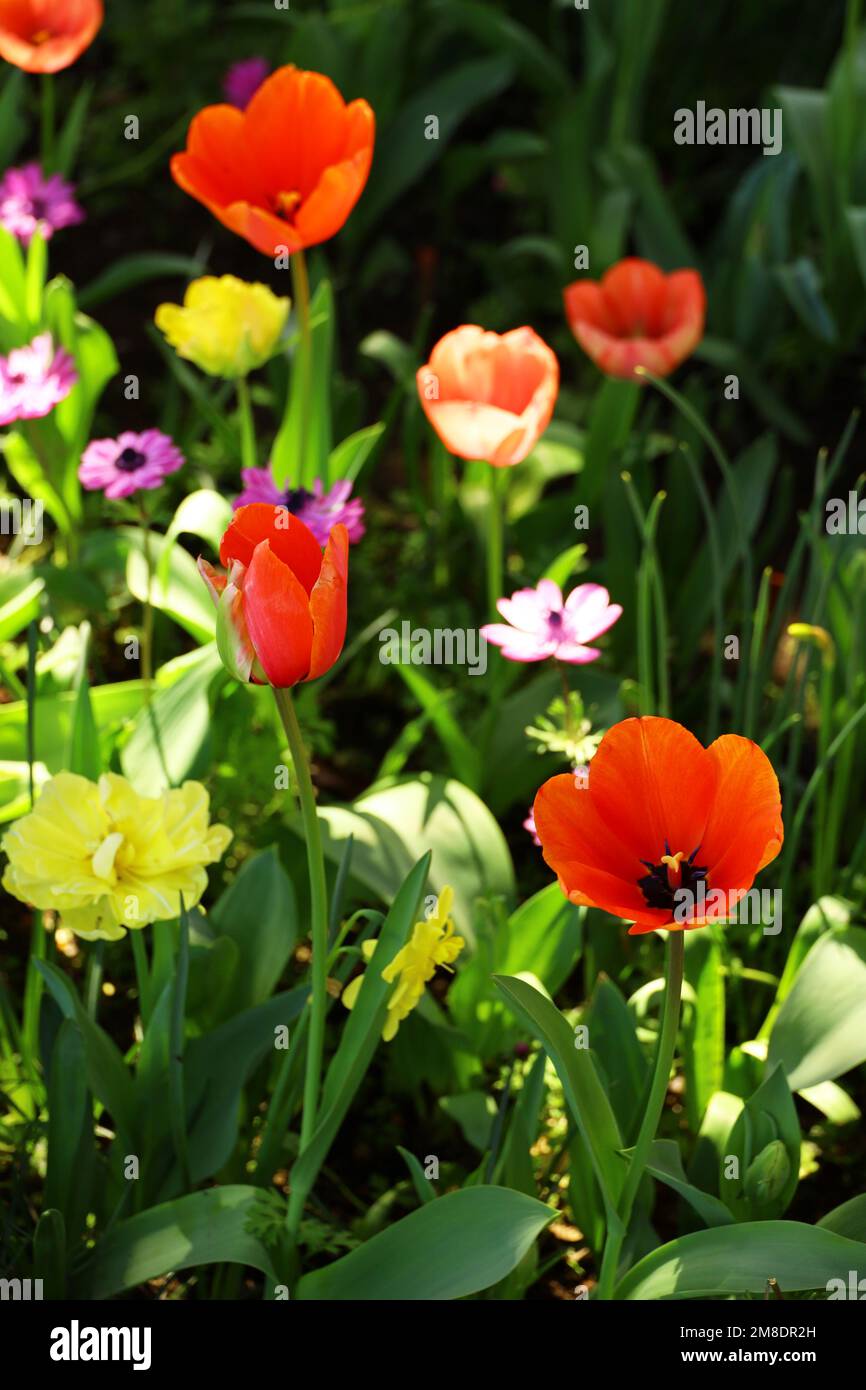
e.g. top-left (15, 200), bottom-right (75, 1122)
top-left (40, 75), bottom-right (55, 172)
top-left (596, 929), bottom-right (685, 1300)
top-left (140, 505), bottom-right (154, 692)
top-left (486, 466), bottom-right (505, 615)
top-left (272, 688), bottom-right (329, 1157)
top-left (291, 249), bottom-right (312, 488)
top-left (236, 375), bottom-right (257, 473)
top-left (130, 928), bottom-right (151, 1028)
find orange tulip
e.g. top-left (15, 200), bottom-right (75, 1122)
top-left (198, 504), bottom-right (348, 689)
top-left (563, 257), bottom-right (705, 380)
top-left (534, 716), bottom-right (783, 935)
top-left (416, 325), bottom-right (559, 467)
top-left (171, 65), bottom-right (375, 258)
top-left (0, 0), bottom-right (102, 72)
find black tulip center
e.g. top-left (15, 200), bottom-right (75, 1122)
top-left (637, 843), bottom-right (708, 912)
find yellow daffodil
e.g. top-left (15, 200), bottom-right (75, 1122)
top-left (1, 772), bottom-right (232, 941)
top-left (342, 886), bottom-right (465, 1041)
top-left (154, 275), bottom-right (289, 378)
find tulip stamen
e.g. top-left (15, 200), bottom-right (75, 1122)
top-left (638, 842), bottom-right (708, 912)
top-left (275, 189), bottom-right (303, 221)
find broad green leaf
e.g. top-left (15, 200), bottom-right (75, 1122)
top-left (317, 773), bottom-right (515, 941)
top-left (45, 1019), bottom-right (91, 1237)
top-left (818, 1193), bottom-right (866, 1243)
top-left (759, 896), bottom-right (851, 1038)
top-left (120, 642), bottom-right (223, 794)
top-left (271, 277), bottom-right (334, 489)
top-left (683, 931), bottom-right (725, 1130)
top-left (440, 1091), bottom-right (497, 1150)
top-left (78, 253), bottom-right (206, 311)
top-left (295, 1186), bottom-right (552, 1300)
top-left (157, 490), bottom-right (233, 594)
top-left (328, 422), bottom-right (385, 484)
top-left (208, 846), bottom-right (298, 1014)
top-left (71, 1186), bottom-right (283, 1297)
top-left (585, 975), bottom-right (648, 1142)
top-left (0, 570), bottom-right (44, 642)
top-left (493, 973), bottom-right (625, 1221)
top-left (0, 759), bottom-right (49, 821)
top-left (767, 926), bottom-right (866, 1090)
top-left (393, 664), bottom-right (482, 789)
top-left (616, 1221), bottom-right (866, 1300)
top-left (0, 680), bottom-right (145, 773)
top-left (720, 1064), bottom-right (800, 1220)
top-left (397, 1146), bottom-right (436, 1204)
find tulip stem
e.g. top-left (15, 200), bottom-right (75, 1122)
top-left (236, 375), bottom-right (257, 473)
top-left (486, 467), bottom-right (505, 615)
top-left (291, 249), bottom-right (313, 488)
top-left (272, 688), bottom-right (329, 1164)
top-left (140, 505), bottom-right (154, 691)
top-left (596, 929), bottom-right (684, 1300)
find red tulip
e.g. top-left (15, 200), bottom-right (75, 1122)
top-left (171, 65), bottom-right (375, 258)
top-left (0, 0), bottom-right (102, 73)
top-left (416, 325), bottom-right (559, 467)
top-left (563, 257), bottom-right (705, 380)
top-left (534, 716), bottom-right (783, 935)
top-left (199, 504), bottom-right (348, 688)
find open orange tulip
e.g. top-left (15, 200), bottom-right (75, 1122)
top-left (0, 0), bottom-right (102, 72)
top-left (563, 257), bottom-right (705, 380)
top-left (533, 716), bottom-right (783, 935)
top-left (198, 504), bottom-right (348, 689)
top-left (170, 65), bottom-right (375, 257)
top-left (417, 325), bottom-right (559, 468)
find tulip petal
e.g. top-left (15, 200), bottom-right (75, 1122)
top-left (701, 735), bottom-right (784, 892)
top-left (221, 503), bottom-right (323, 594)
top-left (243, 540), bottom-right (314, 688)
top-left (307, 523), bottom-right (349, 680)
top-left (588, 716), bottom-right (718, 866)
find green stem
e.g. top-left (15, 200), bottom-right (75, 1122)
top-left (291, 249), bottom-right (312, 487)
top-left (596, 930), bottom-right (685, 1300)
top-left (169, 903), bottom-right (192, 1191)
top-left (236, 375), bottom-right (257, 474)
top-left (486, 466), bottom-right (505, 615)
top-left (40, 75), bottom-right (55, 172)
top-left (273, 688), bottom-right (329, 1231)
top-left (140, 507), bottom-right (154, 690)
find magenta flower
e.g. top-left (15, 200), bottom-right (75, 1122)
top-left (523, 808), bottom-right (541, 846)
top-left (223, 57), bottom-right (270, 109)
top-left (481, 580), bottom-right (622, 664)
top-left (233, 466), bottom-right (365, 545)
top-left (79, 430), bottom-right (185, 500)
top-left (0, 333), bottom-right (77, 425)
top-left (0, 163), bottom-right (85, 246)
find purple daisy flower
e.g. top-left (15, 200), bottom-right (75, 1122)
top-left (79, 430), bottom-right (185, 500)
top-left (0, 333), bottom-right (77, 426)
top-left (223, 57), bottom-right (270, 110)
top-left (233, 465), bottom-right (365, 545)
top-left (0, 163), bottom-right (85, 247)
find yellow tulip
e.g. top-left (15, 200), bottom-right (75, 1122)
top-left (155, 275), bottom-right (289, 378)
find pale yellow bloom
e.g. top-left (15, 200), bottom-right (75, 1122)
top-left (342, 886), bottom-right (465, 1041)
top-left (1, 772), bottom-right (232, 941)
top-left (154, 275), bottom-right (289, 378)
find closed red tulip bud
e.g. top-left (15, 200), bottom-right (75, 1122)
top-left (199, 503), bottom-right (348, 688)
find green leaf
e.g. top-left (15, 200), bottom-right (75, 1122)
top-left (54, 80), bottom-right (93, 179)
top-left (585, 975), bottom-right (648, 1141)
top-left (78, 253), bottom-right (206, 311)
top-left (317, 773), bottom-right (515, 942)
top-left (0, 680), bottom-right (145, 773)
top-left (644, 1140), bottom-right (735, 1230)
top-left (71, 1186), bottom-right (283, 1298)
top-left (767, 926), bottom-right (866, 1090)
top-left (208, 846), bottom-right (298, 1014)
top-left (493, 973), bottom-right (625, 1222)
top-left (616, 1221), bottom-right (866, 1300)
top-left (775, 258), bottom-right (838, 343)
top-left (818, 1193), bottom-right (866, 1243)
top-left (295, 1186), bottom-right (552, 1300)
top-left (720, 1064), bottom-right (800, 1220)
top-left (289, 855), bottom-right (430, 1209)
top-left (440, 1091), bottom-right (497, 1150)
top-left (120, 642), bottom-right (223, 794)
top-left (35, 960), bottom-right (137, 1148)
top-left (157, 490), bottom-right (233, 594)
top-left (328, 422), bottom-right (385, 485)
top-left (0, 570), bottom-right (44, 642)
top-left (272, 277), bottom-right (334, 489)
top-left (393, 664), bottom-right (482, 789)
top-left (683, 931), bottom-right (725, 1130)
top-left (66, 623), bottom-right (100, 780)
top-left (45, 1020), bottom-right (91, 1238)
top-left (356, 56), bottom-right (515, 230)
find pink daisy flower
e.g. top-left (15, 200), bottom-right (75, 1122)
top-left (233, 465), bottom-right (365, 545)
top-left (0, 163), bottom-right (85, 246)
top-left (481, 579), bottom-right (622, 664)
top-left (79, 430), bottom-right (185, 500)
top-left (523, 808), bottom-right (541, 846)
top-left (0, 333), bottom-right (77, 425)
top-left (223, 57), bottom-right (270, 109)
